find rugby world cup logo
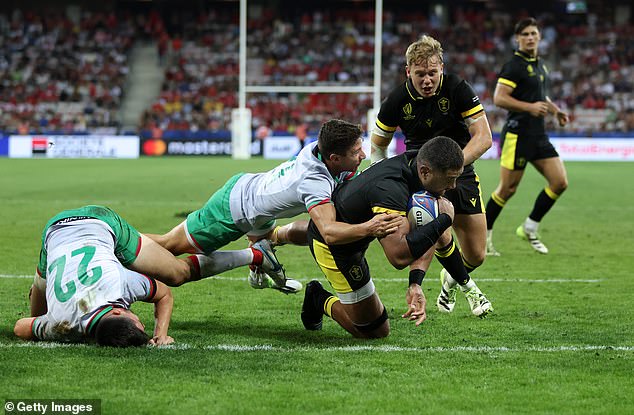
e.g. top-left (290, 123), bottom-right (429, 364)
top-left (403, 103), bottom-right (415, 120)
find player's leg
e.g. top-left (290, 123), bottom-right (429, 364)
top-left (516, 156), bottom-right (568, 254)
top-left (434, 227), bottom-right (492, 317)
top-left (268, 220), bottom-right (309, 246)
top-left (304, 237), bottom-right (389, 338)
top-left (485, 167), bottom-right (525, 255)
top-left (452, 213), bottom-right (487, 271)
top-left (129, 234), bottom-right (196, 287)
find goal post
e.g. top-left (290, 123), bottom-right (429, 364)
top-left (234, 0), bottom-right (383, 159)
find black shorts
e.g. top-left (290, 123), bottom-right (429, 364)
top-left (444, 165), bottom-right (485, 215)
top-left (307, 223), bottom-right (373, 296)
top-left (499, 127), bottom-right (559, 170)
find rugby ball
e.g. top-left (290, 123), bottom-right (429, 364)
top-left (407, 191), bottom-right (439, 228)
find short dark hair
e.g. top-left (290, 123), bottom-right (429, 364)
top-left (514, 17), bottom-right (538, 34)
top-left (318, 119), bottom-right (362, 159)
top-left (95, 315), bottom-right (149, 347)
top-left (416, 136), bottom-right (464, 172)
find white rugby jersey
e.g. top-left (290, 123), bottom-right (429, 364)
top-left (229, 141), bottom-right (356, 232)
top-left (32, 221), bottom-right (155, 342)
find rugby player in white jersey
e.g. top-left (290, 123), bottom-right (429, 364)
top-left (147, 119), bottom-right (403, 293)
top-left (14, 206), bottom-right (174, 347)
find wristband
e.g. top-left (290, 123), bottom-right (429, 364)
top-left (408, 269), bottom-right (426, 286)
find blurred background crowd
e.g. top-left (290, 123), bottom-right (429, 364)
top-left (1, 0), bottom-right (632, 137)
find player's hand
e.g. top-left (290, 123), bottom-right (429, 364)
top-left (402, 284), bottom-right (427, 326)
top-left (556, 110), bottom-right (569, 127)
top-left (149, 335), bottom-right (174, 346)
top-left (437, 197), bottom-right (454, 223)
top-left (369, 213), bottom-right (406, 238)
top-left (528, 101), bottom-right (549, 118)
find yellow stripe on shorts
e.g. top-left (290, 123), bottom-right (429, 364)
top-left (312, 239), bottom-right (353, 294)
top-left (501, 132), bottom-right (518, 170)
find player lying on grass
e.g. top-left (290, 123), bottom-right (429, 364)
top-left (301, 136), bottom-right (493, 339)
top-left (13, 206), bottom-right (174, 346)
top-left (145, 119), bottom-right (402, 293)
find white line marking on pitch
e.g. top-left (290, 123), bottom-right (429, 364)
top-left (0, 342), bottom-right (631, 352)
top-left (0, 274), bottom-right (603, 283)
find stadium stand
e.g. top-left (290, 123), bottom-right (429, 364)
top-left (1, 4), bottom-right (632, 136)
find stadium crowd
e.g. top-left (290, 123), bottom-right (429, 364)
top-left (1, 5), bottom-right (633, 135)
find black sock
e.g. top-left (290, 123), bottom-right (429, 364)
top-left (485, 192), bottom-right (506, 230)
top-left (529, 188), bottom-right (559, 222)
top-left (435, 237), bottom-right (470, 285)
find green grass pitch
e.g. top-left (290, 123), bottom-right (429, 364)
top-left (0, 156), bottom-right (633, 414)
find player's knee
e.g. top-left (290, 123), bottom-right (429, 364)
top-left (352, 307), bottom-right (390, 339)
top-left (551, 179), bottom-right (568, 195)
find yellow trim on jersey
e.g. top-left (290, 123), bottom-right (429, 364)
top-left (372, 207), bottom-right (405, 216)
top-left (501, 132), bottom-right (518, 170)
top-left (435, 240), bottom-right (456, 258)
top-left (461, 104), bottom-right (484, 119)
top-left (491, 192), bottom-right (507, 207)
top-left (311, 239), bottom-right (353, 294)
top-left (375, 119), bottom-right (397, 133)
top-left (544, 186), bottom-right (559, 200)
top-left (474, 172), bottom-right (485, 213)
top-left (498, 78), bottom-right (517, 89)
top-left (324, 296), bottom-right (340, 317)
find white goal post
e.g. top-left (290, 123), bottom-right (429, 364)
top-left (231, 0), bottom-right (384, 159)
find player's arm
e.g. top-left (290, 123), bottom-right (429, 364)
top-left (462, 112), bottom-right (493, 166)
top-left (145, 280), bottom-right (174, 346)
top-left (14, 317), bottom-right (37, 340)
top-left (30, 272), bottom-right (48, 317)
top-left (546, 96), bottom-right (569, 127)
top-left (370, 132), bottom-right (392, 163)
top-left (401, 250), bottom-right (434, 327)
top-left (309, 203), bottom-right (403, 245)
top-left (494, 82), bottom-right (548, 118)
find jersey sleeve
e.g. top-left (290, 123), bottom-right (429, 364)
top-left (497, 60), bottom-right (519, 90)
top-left (122, 270), bottom-right (157, 303)
top-left (32, 315), bottom-right (81, 342)
top-left (454, 80), bottom-right (484, 119)
top-left (299, 172), bottom-right (336, 212)
top-left (374, 91), bottom-right (401, 138)
top-left (36, 248), bottom-right (47, 279)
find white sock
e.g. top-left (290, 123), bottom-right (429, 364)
top-left (524, 218), bottom-right (539, 234)
top-left (486, 229), bottom-right (493, 239)
top-left (196, 249), bottom-right (254, 278)
top-left (459, 278), bottom-right (477, 292)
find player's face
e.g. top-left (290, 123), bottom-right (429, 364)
top-left (420, 167), bottom-right (463, 196)
top-left (407, 56), bottom-right (443, 98)
top-left (113, 309), bottom-right (146, 332)
top-left (516, 25), bottom-right (541, 56)
top-left (334, 138), bottom-right (366, 172)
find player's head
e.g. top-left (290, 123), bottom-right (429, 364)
top-left (318, 119), bottom-right (365, 174)
top-left (416, 136), bottom-right (464, 196)
top-left (405, 35), bottom-right (444, 98)
top-left (514, 17), bottom-right (541, 55)
top-left (95, 308), bottom-right (149, 347)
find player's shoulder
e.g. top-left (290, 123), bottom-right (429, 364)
top-left (384, 81), bottom-right (410, 104)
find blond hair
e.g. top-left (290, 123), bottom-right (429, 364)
top-left (405, 35), bottom-right (443, 67)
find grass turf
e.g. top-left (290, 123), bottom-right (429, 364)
top-left (0, 156), bottom-right (632, 414)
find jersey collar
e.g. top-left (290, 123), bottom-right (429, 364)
top-left (406, 75), bottom-right (444, 100)
top-left (514, 50), bottom-right (538, 62)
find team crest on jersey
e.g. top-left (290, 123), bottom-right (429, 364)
top-left (438, 97), bottom-right (450, 113)
top-left (402, 103), bottom-right (416, 120)
top-left (349, 265), bottom-right (363, 281)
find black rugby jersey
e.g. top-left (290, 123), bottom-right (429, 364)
top-left (498, 50), bottom-right (550, 134)
top-left (375, 73), bottom-right (484, 152)
top-left (308, 151), bottom-right (423, 249)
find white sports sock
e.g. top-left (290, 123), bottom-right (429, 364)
top-left (524, 218), bottom-right (539, 234)
top-left (196, 249), bottom-right (254, 278)
top-left (460, 278), bottom-right (477, 292)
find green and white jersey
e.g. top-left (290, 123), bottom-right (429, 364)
top-left (32, 217), bottom-right (156, 342)
top-left (229, 142), bottom-right (357, 232)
